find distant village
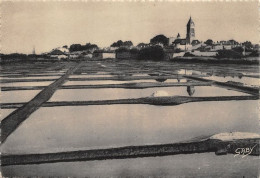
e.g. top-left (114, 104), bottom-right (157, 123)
top-left (1, 17), bottom-right (259, 63)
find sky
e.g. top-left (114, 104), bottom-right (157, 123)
top-left (1, 1), bottom-right (259, 54)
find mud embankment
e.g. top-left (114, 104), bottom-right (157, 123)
top-left (171, 57), bottom-right (259, 65)
top-left (1, 95), bottom-right (258, 109)
top-left (2, 138), bottom-right (259, 166)
top-left (0, 63), bottom-right (83, 143)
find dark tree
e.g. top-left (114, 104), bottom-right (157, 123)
top-left (150, 35), bottom-right (169, 46)
top-left (137, 43), bottom-right (147, 48)
top-left (137, 46), bottom-right (165, 61)
top-left (69, 44), bottom-right (83, 52)
top-left (69, 43), bottom-right (98, 52)
top-left (216, 49), bottom-right (242, 58)
top-left (129, 48), bottom-right (139, 54)
top-left (117, 40), bottom-right (124, 47)
top-left (115, 47), bottom-right (129, 53)
top-left (111, 40), bottom-right (124, 47)
top-left (205, 39), bottom-right (213, 46)
top-left (232, 47), bottom-right (244, 54)
top-left (85, 43), bottom-right (98, 50)
top-left (90, 44), bottom-right (98, 49)
top-left (242, 41), bottom-right (253, 49)
top-left (1, 53), bottom-right (28, 61)
top-left (111, 42), bottom-right (116, 47)
top-left (123, 41), bottom-right (133, 47)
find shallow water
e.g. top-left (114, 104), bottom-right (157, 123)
top-left (63, 79), bottom-right (188, 86)
top-left (1, 62), bottom-right (259, 177)
top-left (0, 76), bottom-right (60, 80)
top-left (49, 86), bottom-right (248, 102)
top-left (206, 75), bottom-right (260, 87)
top-left (1, 100), bottom-right (258, 154)
top-left (2, 153), bottom-right (259, 177)
top-left (0, 109), bottom-right (16, 121)
top-left (0, 81), bottom-right (53, 87)
top-left (64, 80), bottom-right (129, 85)
top-left (30, 72), bottom-right (65, 75)
top-left (1, 90), bottom-right (41, 103)
top-left (132, 73), bottom-right (150, 77)
top-left (178, 69), bottom-right (204, 75)
top-left (0, 72), bottom-right (65, 77)
top-left (68, 74), bottom-right (114, 78)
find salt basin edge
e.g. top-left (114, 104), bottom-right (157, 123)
top-left (2, 135), bottom-right (259, 166)
top-left (0, 95), bottom-right (258, 109)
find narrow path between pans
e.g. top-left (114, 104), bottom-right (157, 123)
top-left (2, 138), bottom-right (259, 166)
top-left (0, 62), bottom-right (82, 143)
top-left (1, 95), bottom-right (258, 109)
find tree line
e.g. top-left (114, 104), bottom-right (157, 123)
top-left (69, 43), bottom-right (98, 52)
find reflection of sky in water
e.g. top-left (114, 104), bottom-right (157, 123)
top-left (1, 66), bottom-right (259, 177)
top-left (1, 90), bottom-right (41, 103)
top-left (178, 69), bottom-right (204, 75)
top-left (63, 79), bottom-right (187, 86)
top-left (2, 153), bottom-right (258, 177)
top-left (0, 76), bottom-right (59, 80)
top-left (49, 86), bottom-right (249, 102)
top-left (176, 69), bottom-right (259, 86)
top-left (205, 76), bottom-right (259, 87)
top-left (1, 72), bottom-right (65, 76)
top-left (64, 80), bottom-right (130, 85)
top-left (242, 72), bottom-right (259, 76)
top-left (0, 82), bottom-right (52, 87)
top-left (132, 74), bottom-right (150, 77)
top-left (0, 109), bottom-right (16, 121)
top-left (69, 74), bottom-right (113, 78)
top-left (2, 100), bottom-right (258, 154)
top-left (30, 72), bottom-right (65, 75)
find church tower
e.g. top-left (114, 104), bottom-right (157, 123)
top-left (186, 16), bottom-right (195, 44)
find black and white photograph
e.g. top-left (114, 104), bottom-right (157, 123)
top-left (0, 1), bottom-right (259, 177)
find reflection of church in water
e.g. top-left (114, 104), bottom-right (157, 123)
top-left (155, 78), bottom-right (196, 96)
top-left (187, 86), bottom-right (195, 96)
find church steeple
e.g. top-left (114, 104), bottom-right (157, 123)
top-left (187, 16), bottom-right (194, 26)
top-left (186, 16), bottom-right (195, 44)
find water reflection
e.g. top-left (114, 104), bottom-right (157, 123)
top-left (0, 81), bottom-right (52, 87)
top-left (49, 86), bottom-right (248, 102)
top-left (155, 78), bottom-right (167, 82)
top-left (63, 79), bottom-right (188, 86)
top-left (0, 76), bottom-right (59, 80)
top-left (69, 74), bottom-right (113, 78)
top-left (187, 86), bottom-right (195, 96)
top-left (2, 100), bottom-right (258, 154)
top-left (0, 109), bottom-right (16, 121)
top-left (178, 69), bottom-right (203, 76)
top-left (1, 90), bottom-right (41, 103)
top-left (205, 75), bottom-right (260, 87)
